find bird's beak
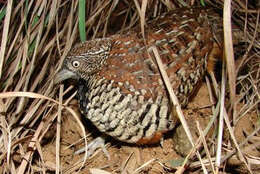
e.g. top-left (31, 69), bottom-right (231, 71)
top-left (54, 68), bottom-right (79, 84)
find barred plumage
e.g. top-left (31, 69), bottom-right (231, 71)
top-left (55, 8), bottom-right (222, 144)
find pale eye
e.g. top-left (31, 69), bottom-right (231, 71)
top-left (72, 60), bottom-right (80, 68)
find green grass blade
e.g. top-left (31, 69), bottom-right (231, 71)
top-left (32, 16), bottom-right (40, 27)
top-left (200, 0), bottom-right (206, 6)
top-left (78, 0), bottom-right (86, 42)
top-left (0, 7), bottom-right (6, 22)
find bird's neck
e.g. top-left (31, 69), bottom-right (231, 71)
top-left (80, 75), bottom-right (106, 90)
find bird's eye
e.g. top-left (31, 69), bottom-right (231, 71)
top-left (72, 60), bottom-right (80, 68)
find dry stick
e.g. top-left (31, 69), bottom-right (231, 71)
top-left (223, 0), bottom-right (237, 122)
top-left (5, 15), bottom-right (25, 67)
top-left (179, 132), bottom-right (207, 174)
top-left (11, 85), bottom-right (54, 140)
top-left (190, 157), bottom-right (216, 168)
top-left (123, 11), bottom-right (139, 33)
top-left (65, 133), bottom-right (92, 150)
top-left (133, 0), bottom-right (141, 18)
top-left (121, 152), bottom-right (134, 173)
top-left (66, 19), bottom-right (78, 56)
top-left (196, 121), bottom-right (216, 174)
top-left (85, 0), bottom-right (111, 27)
top-left (63, 145), bottom-right (108, 174)
top-left (89, 168), bottom-right (112, 174)
top-left (236, 72), bottom-right (258, 106)
top-left (221, 126), bottom-right (260, 163)
top-left (0, 92), bottom-right (87, 174)
top-left (17, 114), bottom-right (44, 174)
top-left (56, 0), bottom-right (76, 71)
top-left (92, 11), bottom-right (104, 39)
top-left (236, 10), bottom-right (259, 75)
top-left (56, 12), bottom-right (62, 57)
top-left (242, 0), bottom-right (248, 41)
top-left (140, 0), bottom-right (148, 40)
top-left (237, 99), bottom-right (260, 123)
top-left (191, 122), bottom-right (259, 168)
top-left (21, 84), bottom-right (55, 133)
top-left (222, 106), bottom-right (253, 174)
top-left (4, 47), bottom-right (23, 92)
top-left (119, 8), bottom-right (131, 33)
top-left (215, 60), bottom-right (226, 173)
top-left (38, 2), bottom-right (57, 51)
top-left (17, 8), bottom-right (45, 114)
top-left (0, 0), bottom-right (12, 78)
top-left (56, 85), bottom-right (63, 174)
top-left (210, 73), bottom-right (254, 173)
top-left (205, 76), bottom-right (221, 136)
top-left (205, 76), bottom-right (216, 110)
top-left (1, 119), bottom-right (11, 170)
top-left (39, 90), bottom-right (77, 144)
top-left (48, 0), bottom-right (58, 32)
top-left (210, 70), bottom-right (253, 173)
top-left (134, 159), bottom-right (157, 174)
top-left (151, 46), bottom-right (207, 173)
top-left (35, 140), bottom-right (46, 173)
top-left (133, 0), bottom-right (147, 40)
top-left (103, 0), bottom-right (120, 37)
top-left (29, 48), bottom-right (52, 92)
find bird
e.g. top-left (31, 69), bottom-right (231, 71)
top-left (54, 7), bottom-right (222, 145)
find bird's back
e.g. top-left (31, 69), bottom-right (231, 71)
top-left (73, 8), bottom-right (221, 144)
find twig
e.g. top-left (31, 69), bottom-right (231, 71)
top-left (151, 46), bottom-right (207, 174)
top-left (56, 85), bottom-right (63, 174)
top-left (215, 57), bottom-right (226, 173)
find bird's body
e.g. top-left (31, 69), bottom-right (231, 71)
top-left (55, 8), bottom-right (222, 144)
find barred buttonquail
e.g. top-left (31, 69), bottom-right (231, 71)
top-left (54, 8), bottom-right (222, 145)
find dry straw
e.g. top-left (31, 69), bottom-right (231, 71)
top-left (0, 0), bottom-right (259, 173)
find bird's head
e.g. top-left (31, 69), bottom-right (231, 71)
top-left (54, 38), bottom-right (112, 84)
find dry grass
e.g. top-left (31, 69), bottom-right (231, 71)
top-left (0, 0), bottom-right (259, 173)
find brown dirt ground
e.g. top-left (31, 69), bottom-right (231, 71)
top-left (41, 83), bottom-right (259, 174)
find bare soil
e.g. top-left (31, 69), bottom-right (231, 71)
top-left (41, 83), bottom-right (259, 174)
